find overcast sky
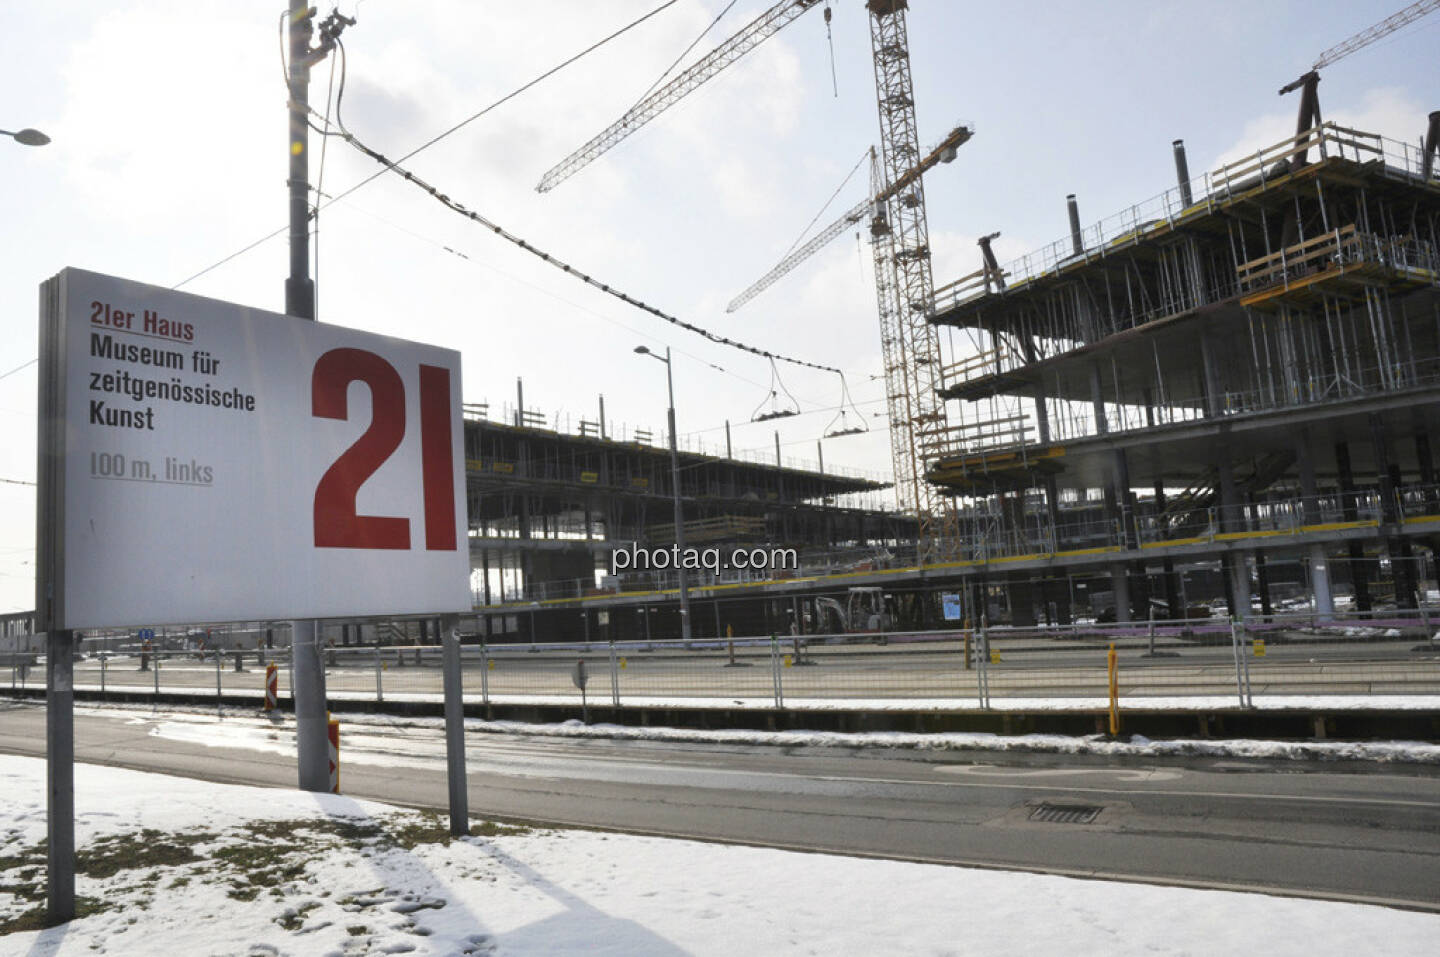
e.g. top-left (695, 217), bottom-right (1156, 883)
top-left (1, 1), bottom-right (1436, 614)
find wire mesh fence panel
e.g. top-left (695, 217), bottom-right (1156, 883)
top-left (21, 607), bottom-right (1438, 711)
top-left (364, 645), bottom-right (446, 701)
top-left (1238, 617), bottom-right (1440, 697)
top-left (481, 647), bottom-right (586, 700)
top-left (612, 639), bottom-right (778, 703)
top-left (778, 636), bottom-right (976, 702)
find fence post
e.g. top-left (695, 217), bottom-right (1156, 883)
top-left (153, 651), bottom-right (160, 700)
top-left (215, 651), bottom-right (223, 718)
top-left (1107, 642), bottom-right (1120, 736)
top-left (100, 655), bottom-right (106, 697)
top-left (374, 642), bottom-right (383, 703)
top-left (609, 639), bottom-right (620, 708)
top-left (479, 638), bottom-right (490, 707)
top-left (1229, 618), bottom-right (1252, 708)
top-left (976, 619), bottom-right (990, 709)
top-left (770, 634), bottom-right (784, 709)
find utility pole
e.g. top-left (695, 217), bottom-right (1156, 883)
top-left (634, 346), bottom-right (692, 640)
top-left (286, 1), bottom-right (352, 793)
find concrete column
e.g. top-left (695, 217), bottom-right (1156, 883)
top-left (1216, 446), bottom-right (1240, 533)
top-left (1296, 430), bottom-right (1320, 524)
top-left (1090, 364), bottom-right (1108, 435)
top-left (1039, 573), bottom-right (1070, 625)
top-left (1335, 441), bottom-right (1372, 611)
top-left (1199, 328), bottom-right (1224, 418)
top-left (1229, 551), bottom-right (1253, 620)
top-left (1416, 431), bottom-right (1438, 507)
top-left (1310, 544), bottom-right (1335, 617)
top-left (1112, 450), bottom-right (1135, 548)
top-left (1254, 549), bottom-right (1274, 617)
top-left (1044, 475), bottom-right (1062, 550)
top-left (1110, 562), bottom-right (1131, 623)
top-left (1033, 381), bottom-right (1051, 444)
top-left (1009, 576), bottom-right (1038, 627)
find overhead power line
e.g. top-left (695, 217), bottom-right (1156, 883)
top-left (331, 109), bottom-right (842, 375)
top-left (176, 0), bottom-right (684, 290)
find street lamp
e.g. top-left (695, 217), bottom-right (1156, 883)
top-left (2, 127), bottom-right (50, 147)
top-left (634, 345), bottom-right (692, 640)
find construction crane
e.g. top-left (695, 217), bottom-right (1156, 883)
top-left (726, 124), bottom-right (971, 313)
top-left (538, 0), bottom-right (960, 557)
top-left (1279, 0), bottom-right (1439, 166)
top-left (536, 0), bottom-right (824, 194)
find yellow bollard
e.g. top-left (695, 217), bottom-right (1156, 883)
top-left (783, 655), bottom-right (793, 667)
top-left (487, 658), bottom-right (496, 670)
top-left (1253, 638), bottom-right (1266, 657)
top-left (620, 657), bottom-right (628, 669)
top-left (1107, 642), bottom-right (1120, 736)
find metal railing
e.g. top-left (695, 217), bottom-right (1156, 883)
top-left (931, 123), bottom-right (1435, 316)
top-left (472, 482), bottom-right (1440, 605)
top-left (18, 608), bottom-right (1436, 713)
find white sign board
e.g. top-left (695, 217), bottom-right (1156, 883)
top-left (38, 268), bottom-right (469, 629)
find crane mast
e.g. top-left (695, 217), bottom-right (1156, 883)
top-left (536, 0), bottom-right (958, 556)
top-left (866, 0), bottom-right (950, 557)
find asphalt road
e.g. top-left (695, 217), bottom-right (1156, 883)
top-left (1, 700), bottom-right (1437, 910)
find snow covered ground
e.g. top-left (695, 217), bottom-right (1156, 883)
top-left (129, 703), bottom-right (1440, 767)
top-left (0, 756), bottom-right (1435, 956)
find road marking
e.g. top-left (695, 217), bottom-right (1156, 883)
top-left (936, 765), bottom-right (1184, 782)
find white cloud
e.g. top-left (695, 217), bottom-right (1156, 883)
top-left (1208, 86), bottom-right (1430, 172)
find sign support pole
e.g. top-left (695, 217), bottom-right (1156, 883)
top-left (287, 0), bottom-right (330, 794)
top-left (37, 274), bottom-right (74, 923)
top-left (45, 628), bottom-right (75, 924)
top-left (441, 614), bottom-right (469, 835)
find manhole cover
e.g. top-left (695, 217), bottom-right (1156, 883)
top-left (1028, 802), bottom-right (1103, 825)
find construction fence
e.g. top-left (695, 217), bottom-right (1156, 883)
top-left (8, 610), bottom-right (1436, 713)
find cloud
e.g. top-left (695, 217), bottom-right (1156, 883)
top-left (1207, 86), bottom-right (1429, 172)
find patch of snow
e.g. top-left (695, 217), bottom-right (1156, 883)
top-left (1, 756), bottom-right (1436, 956)
top-left (117, 703), bottom-right (1440, 767)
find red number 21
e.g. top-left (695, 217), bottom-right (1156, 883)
top-left (311, 348), bottom-right (456, 551)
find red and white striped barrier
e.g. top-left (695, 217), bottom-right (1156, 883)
top-left (263, 662), bottom-right (278, 711)
top-left (327, 716), bottom-right (340, 794)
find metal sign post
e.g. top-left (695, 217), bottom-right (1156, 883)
top-left (37, 272), bottom-right (74, 923)
top-left (441, 614), bottom-right (469, 836)
top-left (44, 629), bottom-right (75, 924)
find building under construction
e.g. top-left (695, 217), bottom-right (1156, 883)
top-left (462, 392), bottom-right (913, 642)
top-left (924, 115), bottom-right (1440, 624)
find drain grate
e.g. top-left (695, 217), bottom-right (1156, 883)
top-left (1028, 802), bottom-right (1103, 825)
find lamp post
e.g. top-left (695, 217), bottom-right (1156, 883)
top-left (635, 345), bottom-right (692, 640)
top-left (2, 127), bottom-right (50, 147)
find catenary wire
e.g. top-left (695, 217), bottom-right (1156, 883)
top-left (176, 0), bottom-right (684, 290)
top-left (330, 105), bottom-right (842, 375)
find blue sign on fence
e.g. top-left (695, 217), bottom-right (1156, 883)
top-left (941, 593), bottom-right (963, 621)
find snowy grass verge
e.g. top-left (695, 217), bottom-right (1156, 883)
top-left (1, 756), bottom-right (1437, 956)
top-left (66, 700), bottom-right (1440, 766)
